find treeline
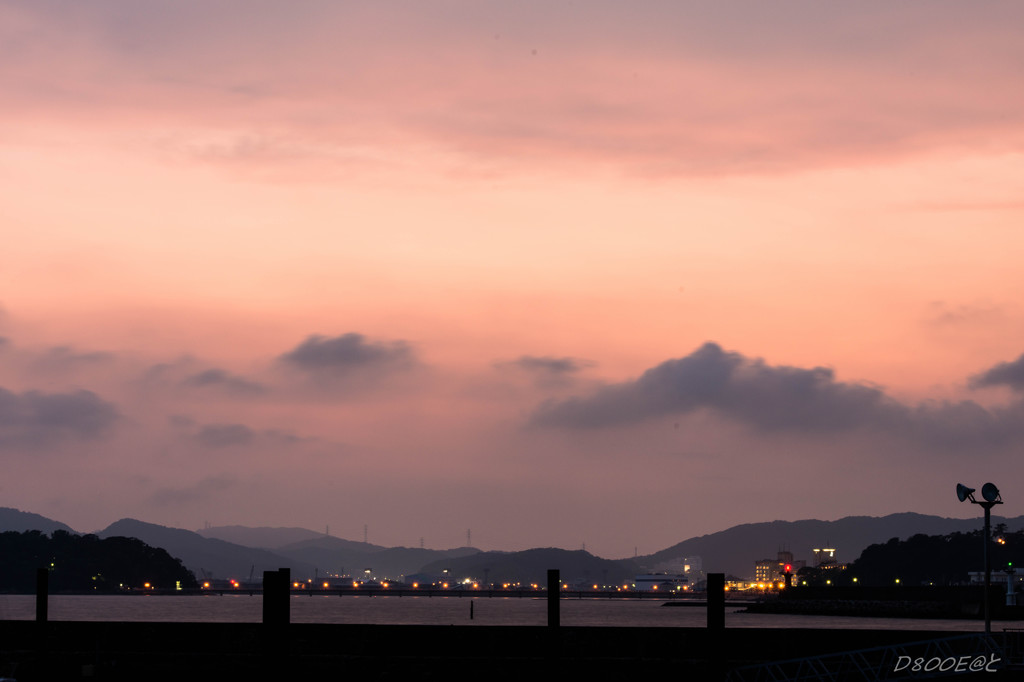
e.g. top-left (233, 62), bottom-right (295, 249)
top-left (0, 530), bottom-right (198, 592)
top-left (797, 527), bottom-right (1024, 587)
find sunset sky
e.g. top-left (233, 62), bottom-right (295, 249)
top-left (3, 1), bottom-right (1024, 559)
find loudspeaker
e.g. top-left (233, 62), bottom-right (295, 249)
top-left (956, 483), bottom-right (975, 502)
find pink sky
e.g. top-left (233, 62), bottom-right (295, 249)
top-left (2, 1), bottom-right (1024, 559)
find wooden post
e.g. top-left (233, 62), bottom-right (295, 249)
top-left (35, 568), bottom-right (48, 623)
top-left (706, 572), bottom-right (726, 678)
top-left (547, 569), bottom-right (560, 628)
top-left (263, 568), bottom-right (291, 627)
top-left (261, 568), bottom-right (290, 677)
top-left (262, 569), bottom-right (276, 625)
top-left (707, 573), bottom-right (725, 630)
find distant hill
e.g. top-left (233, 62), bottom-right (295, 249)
top-left (197, 525), bottom-right (343, 549)
top-left (272, 535), bottom-right (484, 580)
top-left (272, 536), bottom-right (407, 578)
top-left (0, 507), bottom-right (77, 534)
top-left (416, 548), bottom-right (641, 586)
top-left (277, 534), bottom-right (386, 554)
top-left (99, 519), bottom-right (315, 582)
top-left (11, 506), bottom-right (1022, 586)
top-left (642, 512), bottom-right (1024, 578)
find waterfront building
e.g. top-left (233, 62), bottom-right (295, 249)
top-left (754, 550), bottom-right (806, 586)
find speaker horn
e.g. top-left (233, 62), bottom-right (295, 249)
top-left (981, 482), bottom-right (1001, 503)
top-left (956, 483), bottom-right (975, 503)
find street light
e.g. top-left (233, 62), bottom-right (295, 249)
top-left (957, 482), bottom-right (1003, 634)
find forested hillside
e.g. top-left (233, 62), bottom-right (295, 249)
top-left (0, 530), bottom-right (198, 592)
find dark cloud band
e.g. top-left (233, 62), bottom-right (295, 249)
top-left (497, 355), bottom-right (593, 376)
top-left (278, 333), bottom-right (415, 373)
top-left (530, 342), bottom-right (896, 430)
top-left (182, 368), bottom-right (265, 395)
top-left (530, 342), bottom-right (1024, 450)
top-left (0, 386), bottom-right (119, 449)
top-left (970, 354), bottom-right (1024, 391)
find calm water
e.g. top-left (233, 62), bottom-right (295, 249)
top-left (0, 594), bottom-right (1018, 631)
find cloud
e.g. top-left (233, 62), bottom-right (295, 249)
top-left (181, 368), bottom-right (265, 395)
top-left (138, 359), bottom-right (267, 399)
top-left (531, 343), bottom-right (899, 431)
top-left (167, 414), bottom-right (195, 429)
top-left (194, 423), bottom-right (254, 448)
top-left (494, 354), bottom-right (594, 388)
top-left (0, 386), bottom-right (119, 449)
top-left (0, 340), bottom-right (115, 374)
top-left (498, 355), bottom-right (593, 376)
top-left (150, 475), bottom-right (235, 506)
top-left (6, 2), bottom-right (1023, 179)
top-left (171, 417), bottom-right (312, 449)
top-left (31, 345), bottom-right (115, 371)
top-left (970, 354), bottom-right (1024, 392)
top-left (905, 399), bottom-right (1024, 450)
top-left (261, 429), bottom-right (309, 446)
top-left (925, 301), bottom-right (1005, 327)
top-left (278, 333), bottom-right (415, 375)
top-left (530, 342), bottom-right (1024, 451)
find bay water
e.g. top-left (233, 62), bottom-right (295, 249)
top-left (0, 594), bottom-right (1017, 631)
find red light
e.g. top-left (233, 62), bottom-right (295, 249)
top-left (784, 564), bottom-right (792, 573)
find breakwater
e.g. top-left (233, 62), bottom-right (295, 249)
top-left (746, 585), bottom-right (1024, 621)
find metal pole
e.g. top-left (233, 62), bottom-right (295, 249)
top-left (1007, 568), bottom-right (1016, 607)
top-left (984, 505), bottom-right (991, 635)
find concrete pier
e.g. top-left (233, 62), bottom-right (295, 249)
top-left (2, 620), bottom-right (1019, 681)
